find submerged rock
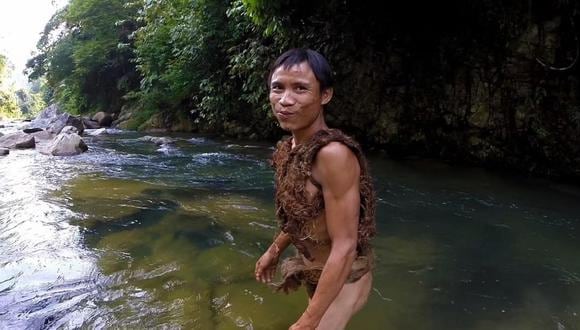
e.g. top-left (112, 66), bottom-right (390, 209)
top-left (138, 135), bottom-right (176, 145)
top-left (61, 176), bottom-right (166, 221)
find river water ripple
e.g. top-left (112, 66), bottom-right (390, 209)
top-left (1, 125), bottom-right (579, 329)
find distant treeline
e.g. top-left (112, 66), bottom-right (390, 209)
top-left (26, 0), bottom-right (580, 180)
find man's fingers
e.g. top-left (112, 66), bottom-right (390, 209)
top-left (255, 261), bottom-right (265, 282)
top-left (255, 258), bottom-right (278, 283)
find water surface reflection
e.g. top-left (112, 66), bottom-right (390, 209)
top-left (0, 128), bottom-right (579, 329)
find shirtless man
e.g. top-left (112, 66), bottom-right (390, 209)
top-left (254, 48), bottom-right (376, 330)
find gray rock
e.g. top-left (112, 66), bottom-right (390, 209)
top-left (137, 135), bottom-right (175, 145)
top-left (82, 117), bottom-right (100, 129)
top-left (91, 112), bottom-right (113, 127)
top-left (0, 132), bottom-right (35, 149)
top-left (60, 126), bottom-right (79, 134)
top-left (28, 104), bottom-right (62, 129)
top-left (31, 130), bottom-right (55, 141)
top-left (27, 104), bottom-right (85, 135)
top-left (48, 114), bottom-right (84, 135)
top-left (0, 147), bottom-right (8, 155)
top-left (41, 131), bottom-right (88, 156)
top-left (112, 111), bottom-right (132, 128)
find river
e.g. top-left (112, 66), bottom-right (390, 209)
top-left (0, 123), bottom-right (579, 329)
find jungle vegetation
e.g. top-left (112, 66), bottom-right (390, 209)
top-left (25, 0), bottom-right (580, 179)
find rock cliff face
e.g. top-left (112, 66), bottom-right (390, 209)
top-left (110, 1), bottom-right (580, 181)
top-left (322, 2), bottom-right (580, 181)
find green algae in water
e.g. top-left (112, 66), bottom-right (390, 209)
top-left (212, 279), bottom-right (305, 330)
top-left (29, 144), bottom-right (579, 329)
top-left (62, 175), bottom-right (170, 223)
top-left (192, 245), bottom-right (255, 284)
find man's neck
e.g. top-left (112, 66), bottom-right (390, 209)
top-left (291, 121), bottom-right (328, 147)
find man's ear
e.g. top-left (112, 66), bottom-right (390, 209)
top-left (321, 87), bottom-right (333, 105)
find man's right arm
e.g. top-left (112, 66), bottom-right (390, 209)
top-left (255, 231), bottom-right (291, 283)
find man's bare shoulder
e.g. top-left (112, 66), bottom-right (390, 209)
top-left (314, 142), bottom-right (360, 186)
top-left (316, 141), bottom-right (357, 164)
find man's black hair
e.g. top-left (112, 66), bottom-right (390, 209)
top-left (267, 48), bottom-right (334, 91)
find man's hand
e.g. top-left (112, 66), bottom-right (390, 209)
top-left (255, 249), bottom-right (278, 283)
top-left (289, 311), bottom-right (318, 330)
top-left (289, 322), bottom-right (315, 330)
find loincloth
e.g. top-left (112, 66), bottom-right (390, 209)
top-left (272, 250), bottom-right (374, 296)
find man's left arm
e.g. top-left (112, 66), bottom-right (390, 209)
top-left (290, 142), bottom-right (361, 329)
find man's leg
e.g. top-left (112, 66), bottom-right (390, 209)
top-left (315, 272), bottom-right (373, 330)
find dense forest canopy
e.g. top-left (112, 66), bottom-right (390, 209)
top-left (25, 0), bottom-right (580, 180)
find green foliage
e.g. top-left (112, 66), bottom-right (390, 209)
top-left (0, 54), bottom-right (20, 119)
top-left (15, 87), bottom-right (47, 119)
top-left (26, 0), bottom-right (140, 115)
top-left (132, 0), bottom-right (235, 131)
top-left (0, 91), bottom-right (20, 119)
top-left (25, 0), bottom-right (580, 177)
top-left (0, 54), bottom-right (7, 85)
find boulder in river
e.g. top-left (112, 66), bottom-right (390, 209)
top-left (0, 131), bottom-right (35, 149)
top-left (82, 117), bottom-right (101, 129)
top-left (31, 130), bottom-right (55, 141)
top-left (27, 104), bottom-right (60, 129)
top-left (0, 148), bottom-right (8, 155)
top-left (48, 114), bottom-right (84, 135)
top-left (60, 126), bottom-right (79, 134)
top-left (92, 112), bottom-right (113, 127)
top-left (40, 126), bottom-right (88, 156)
top-left (27, 104), bottom-right (85, 135)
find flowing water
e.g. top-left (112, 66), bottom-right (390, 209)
top-left (0, 122), bottom-right (579, 329)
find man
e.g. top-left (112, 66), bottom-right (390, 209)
top-left (254, 48), bottom-right (376, 330)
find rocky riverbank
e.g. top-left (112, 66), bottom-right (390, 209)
top-left (0, 105), bottom-right (118, 157)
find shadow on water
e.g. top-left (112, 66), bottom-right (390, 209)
top-left (348, 158), bottom-right (580, 330)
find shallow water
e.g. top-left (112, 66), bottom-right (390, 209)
top-left (1, 124), bottom-right (579, 329)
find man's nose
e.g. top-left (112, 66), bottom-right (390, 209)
top-left (279, 91), bottom-right (295, 105)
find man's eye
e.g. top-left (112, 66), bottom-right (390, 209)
top-left (296, 86), bottom-right (307, 92)
top-left (271, 85), bottom-right (282, 92)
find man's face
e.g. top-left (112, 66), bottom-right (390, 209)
top-left (269, 62), bottom-right (332, 133)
